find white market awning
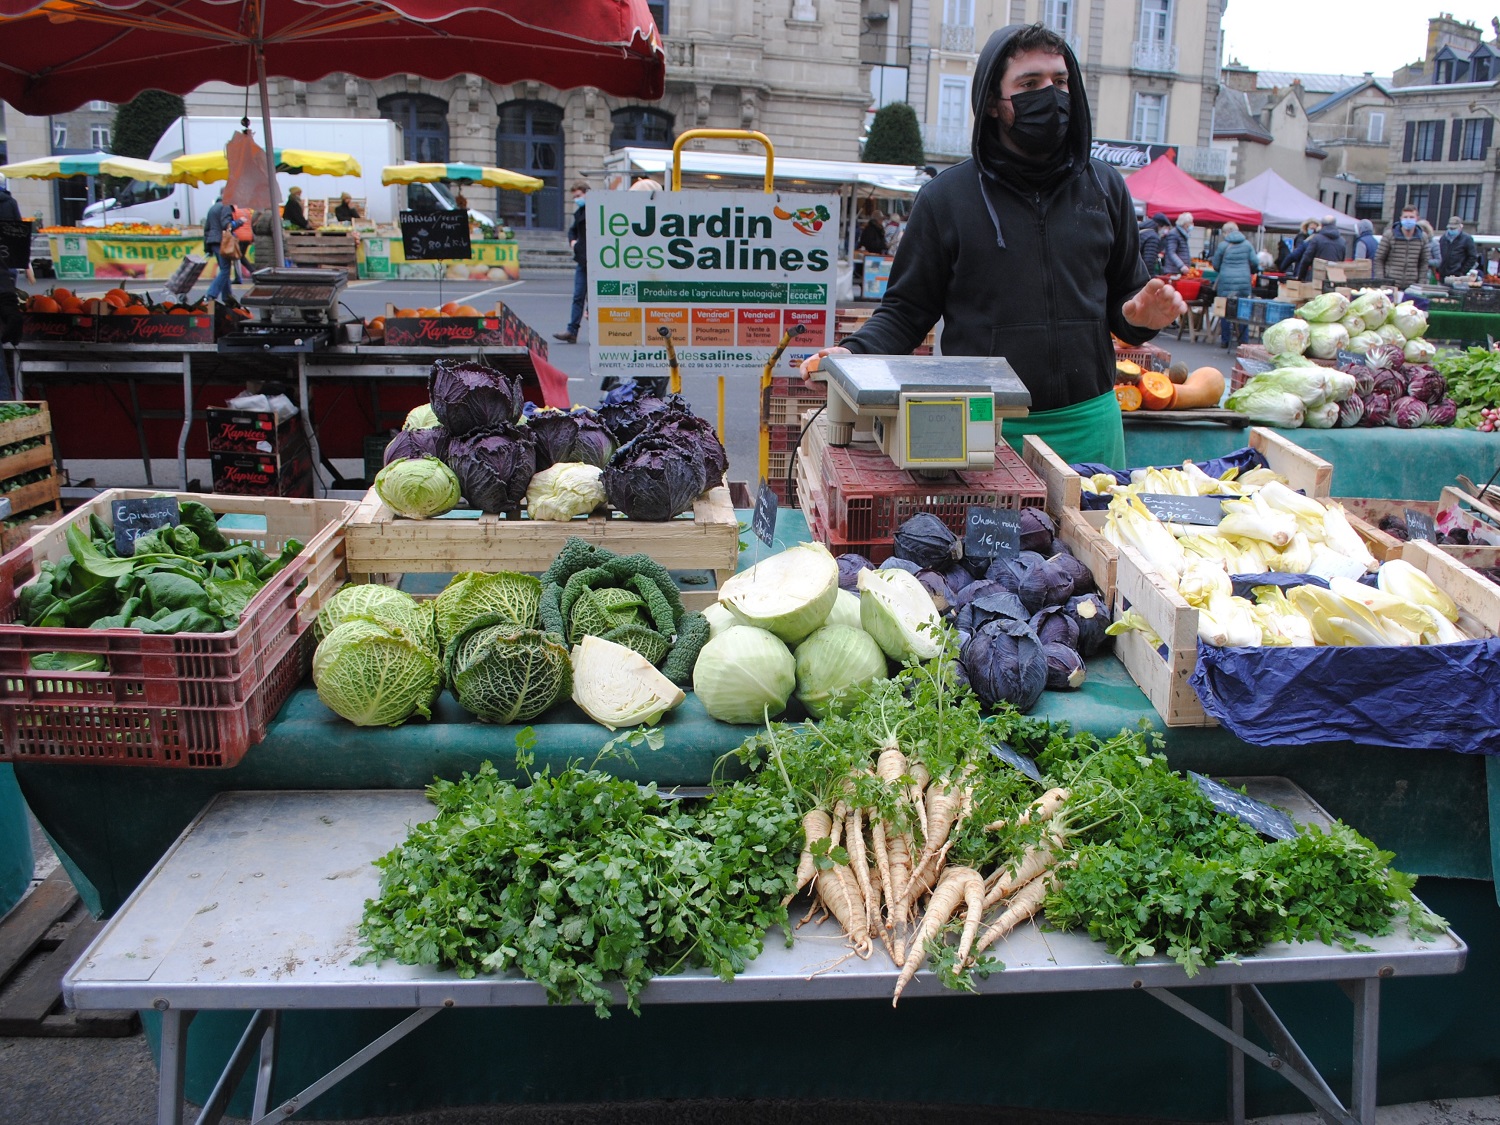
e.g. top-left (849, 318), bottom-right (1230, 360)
top-left (605, 147), bottom-right (932, 195)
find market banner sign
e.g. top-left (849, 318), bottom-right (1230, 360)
top-left (47, 233), bottom-right (239, 280)
top-left (587, 190), bottom-right (841, 378)
top-left (359, 236), bottom-right (519, 281)
top-left (1091, 139), bottom-right (1177, 172)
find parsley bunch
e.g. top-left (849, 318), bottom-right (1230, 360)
top-left (357, 734), bottom-right (802, 1016)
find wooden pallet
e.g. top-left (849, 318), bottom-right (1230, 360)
top-left (285, 231), bottom-right (358, 278)
top-left (0, 869), bottom-right (137, 1037)
top-left (343, 485), bottom-right (742, 612)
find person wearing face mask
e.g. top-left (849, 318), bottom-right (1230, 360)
top-left (1288, 213), bottom-right (1346, 282)
top-left (1375, 205), bottom-right (1430, 291)
top-left (796, 23), bottom-right (1183, 465)
top-left (1436, 215), bottom-right (1479, 280)
top-left (1161, 213), bottom-right (1193, 275)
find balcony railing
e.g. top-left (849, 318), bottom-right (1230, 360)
top-left (1132, 40), bottom-right (1178, 73)
top-left (1176, 145), bottom-right (1228, 179)
top-left (940, 23), bottom-right (975, 53)
top-left (925, 125), bottom-right (970, 155)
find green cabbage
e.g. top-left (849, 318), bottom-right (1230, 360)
top-left (857, 567), bottom-right (946, 661)
top-left (434, 571), bottom-right (542, 646)
top-left (824, 588), bottom-right (863, 630)
top-left (403, 404), bottom-right (441, 430)
top-left (793, 623), bottom-right (888, 719)
top-left (1225, 381), bottom-right (1306, 427)
top-left (1261, 317), bottom-right (1309, 356)
top-left (1297, 292), bottom-right (1349, 323)
top-left (1305, 322), bottom-right (1349, 359)
top-left (1391, 301), bottom-right (1428, 339)
top-left (375, 456), bottom-right (461, 520)
top-left (526, 462), bottom-right (606, 521)
top-left (314, 583), bottom-right (437, 653)
top-left (1346, 331), bottom-right (1384, 354)
top-left (313, 617), bottom-right (442, 727)
top-left (718, 541), bottom-right (838, 645)
top-left (1245, 366), bottom-right (1328, 405)
top-left (1338, 312), bottom-right (1366, 336)
top-left (446, 614), bottom-right (571, 724)
top-left (701, 601), bottom-right (738, 638)
top-left (570, 634), bottom-right (685, 730)
top-left (1347, 289), bottom-right (1393, 326)
top-left (691, 625), bottom-right (795, 724)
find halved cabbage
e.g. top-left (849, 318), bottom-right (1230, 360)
top-left (858, 567), bottom-right (946, 661)
top-left (794, 623), bottom-right (887, 719)
top-left (570, 634), bottom-right (685, 730)
top-left (692, 625), bottom-right (795, 724)
top-left (718, 541), bottom-right (838, 645)
top-left (701, 601), bottom-right (738, 638)
top-left (824, 588), bottom-right (863, 630)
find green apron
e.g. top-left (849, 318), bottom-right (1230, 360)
top-left (1001, 388), bottom-right (1126, 467)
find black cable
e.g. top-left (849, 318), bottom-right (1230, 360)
top-left (784, 403), bottom-right (826, 510)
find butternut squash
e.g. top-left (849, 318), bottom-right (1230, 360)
top-left (1169, 366), bottom-right (1227, 411)
top-left (1139, 370), bottom-right (1176, 411)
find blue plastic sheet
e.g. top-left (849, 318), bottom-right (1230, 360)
top-left (1190, 638), bottom-right (1500, 755)
top-left (1073, 446), bottom-right (1271, 510)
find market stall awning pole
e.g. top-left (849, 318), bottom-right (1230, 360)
top-left (256, 40), bottom-right (286, 272)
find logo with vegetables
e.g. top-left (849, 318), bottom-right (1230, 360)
top-left (774, 204), bottom-right (830, 236)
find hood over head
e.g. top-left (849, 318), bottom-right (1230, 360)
top-left (971, 24), bottom-right (1092, 186)
top-left (1356, 218), bottom-right (1373, 236)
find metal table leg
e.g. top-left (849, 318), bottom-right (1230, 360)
top-left (1341, 977), bottom-right (1380, 1125)
top-left (252, 1010), bottom-right (280, 1121)
top-left (177, 353), bottom-right (193, 490)
top-left (127, 376), bottom-right (154, 487)
top-left (197, 1010), bottom-right (274, 1125)
top-left (156, 1007), bottom-right (196, 1125)
top-left (296, 354), bottom-right (325, 496)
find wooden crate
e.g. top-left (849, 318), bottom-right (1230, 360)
top-left (1019, 427), bottom-right (1331, 510)
top-left (1341, 487), bottom-right (1500, 580)
top-left (1111, 505), bottom-right (1406, 728)
top-left (343, 486), bottom-right (741, 612)
top-left (285, 231), bottom-right (358, 278)
top-left (1017, 436), bottom-right (1118, 602)
top-left (0, 404), bottom-right (61, 543)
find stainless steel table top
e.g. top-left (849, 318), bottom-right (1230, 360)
top-left (64, 782), bottom-right (1467, 1015)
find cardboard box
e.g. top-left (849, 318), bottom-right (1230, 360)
top-left (1212, 296), bottom-right (1228, 317)
top-left (1312, 258), bottom-right (1372, 286)
top-left (21, 313), bottom-right (98, 344)
top-left (1276, 280), bottom-right (1324, 303)
top-left (205, 408), bottom-right (302, 455)
top-left (210, 433), bottom-right (313, 496)
top-left (96, 307), bottom-right (215, 346)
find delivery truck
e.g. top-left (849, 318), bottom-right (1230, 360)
top-left (82, 116), bottom-right (492, 229)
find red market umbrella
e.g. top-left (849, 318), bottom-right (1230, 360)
top-left (1125, 154), bottom-right (1262, 228)
top-left (0, 0), bottom-right (664, 262)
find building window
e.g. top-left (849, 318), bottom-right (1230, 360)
top-left (1473, 54), bottom-right (1492, 82)
top-left (1132, 92), bottom-right (1166, 143)
top-left (88, 100), bottom-right (110, 111)
top-left (934, 76), bottom-right (969, 154)
top-left (52, 123), bottom-right (66, 149)
top-left (1413, 120), bottom-right (1443, 161)
top-left (378, 93), bottom-right (450, 163)
top-left (611, 107), bottom-right (674, 149)
top-left (1460, 119), bottom-right (1487, 160)
top-left (944, 0), bottom-right (973, 25)
top-left (1042, 0), bottom-right (1072, 40)
top-left (496, 99), bottom-right (565, 230)
top-left (90, 125), bottom-right (111, 151)
top-left (1140, 0), bottom-right (1171, 44)
top-left (941, 0), bottom-right (974, 51)
top-left (647, 0), bottom-right (667, 34)
top-left (1434, 58), bottom-right (1455, 83)
top-left (1366, 111), bottom-right (1385, 143)
top-left (1406, 184), bottom-right (1431, 219)
top-left (1454, 184), bottom-right (1481, 224)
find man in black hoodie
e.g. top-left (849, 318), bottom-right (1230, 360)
top-left (800, 23), bottom-right (1183, 464)
top-left (0, 175), bottom-right (27, 349)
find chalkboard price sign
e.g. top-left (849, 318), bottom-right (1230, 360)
top-left (1139, 493), bottom-right (1226, 526)
top-left (964, 506), bottom-right (1021, 560)
top-left (112, 497), bottom-right (181, 556)
top-left (1404, 507), bottom-right (1437, 543)
top-left (399, 210), bottom-right (471, 262)
top-left (1189, 772), bottom-right (1298, 840)
top-left (752, 480), bottom-right (778, 547)
top-left (0, 220), bottom-right (31, 272)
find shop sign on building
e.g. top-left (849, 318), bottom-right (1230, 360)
top-left (1090, 140), bottom-right (1177, 172)
top-left (587, 191), bottom-right (842, 378)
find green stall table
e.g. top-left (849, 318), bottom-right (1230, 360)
top-left (1116, 421), bottom-right (1500, 501)
top-left (0, 764), bottom-right (34, 916)
top-left (1426, 309), bottom-right (1500, 347)
top-left (11, 510), bottom-right (1500, 1120)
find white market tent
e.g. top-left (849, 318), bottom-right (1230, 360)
top-left (604, 146), bottom-right (931, 197)
top-left (1222, 169), bottom-right (1358, 235)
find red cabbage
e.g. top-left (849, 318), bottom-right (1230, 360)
top-left (429, 359), bottom-right (524, 436)
top-left (960, 618), bottom-right (1047, 712)
top-left (1364, 342), bottom-right (1405, 371)
top-left (643, 407), bottom-right (729, 485)
top-left (603, 432), bottom-right (708, 520)
top-left (383, 424), bottom-right (450, 466)
top-left (1030, 605), bottom-right (1079, 649)
top-left (1336, 394), bottom-right (1365, 428)
top-left (1018, 508), bottom-right (1057, 555)
top-left (1428, 398), bottom-right (1458, 426)
top-left (521, 405), bottom-right (615, 471)
top-left (1064, 593), bottom-right (1112, 657)
top-left (1404, 370), bottom-right (1447, 404)
top-left (893, 512), bottom-right (961, 568)
top-left (836, 553), bottom-right (875, 590)
top-left (1042, 642), bottom-right (1086, 691)
top-left (1390, 396), bottom-right (1431, 429)
top-left (1359, 391), bottom-right (1392, 427)
top-left (1047, 551), bottom-right (1094, 597)
top-left (597, 381), bottom-right (671, 444)
top-left (1371, 370), bottom-right (1406, 399)
top-left (954, 587), bottom-right (1029, 633)
top-left (446, 423), bottom-right (537, 513)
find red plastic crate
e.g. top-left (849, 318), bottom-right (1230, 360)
top-left (796, 420), bottom-right (1044, 562)
top-left (0, 490), bottom-right (355, 767)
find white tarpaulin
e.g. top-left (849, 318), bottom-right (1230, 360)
top-left (606, 147), bottom-right (931, 195)
top-left (1222, 170), bottom-right (1358, 234)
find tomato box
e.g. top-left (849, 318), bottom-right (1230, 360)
top-left (96, 308), bottom-right (215, 346)
top-left (21, 313), bottom-right (98, 344)
top-left (205, 407), bottom-right (302, 455)
top-left (382, 314), bottom-right (508, 348)
top-left (210, 432), bottom-right (313, 497)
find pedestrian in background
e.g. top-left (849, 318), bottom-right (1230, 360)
top-left (1375, 204), bottom-right (1429, 290)
top-left (282, 186), bottom-right (310, 231)
top-left (554, 180), bottom-right (589, 345)
top-left (1353, 218), bottom-right (1379, 261)
top-left (1161, 212), bottom-right (1193, 274)
top-left (1291, 213), bottom-right (1345, 282)
top-left (1420, 219), bottom-right (1441, 282)
top-left (1211, 220), bottom-right (1254, 350)
top-left (0, 174), bottom-right (31, 352)
top-left (1138, 211), bottom-right (1168, 276)
top-left (1436, 215), bottom-right (1479, 279)
top-left (232, 202), bottom-right (255, 281)
top-left (204, 193), bottom-right (238, 305)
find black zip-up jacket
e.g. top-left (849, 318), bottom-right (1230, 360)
top-left (841, 25), bottom-right (1154, 413)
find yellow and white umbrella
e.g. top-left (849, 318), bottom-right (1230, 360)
top-left (0, 151), bottom-right (174, 184)
top-left (169, 148), bottom-right (362, 186)
top-left (381, 163), bottom-right (542, 192)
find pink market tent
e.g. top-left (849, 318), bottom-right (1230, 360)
top-left (1125, 155), bottom-right (1262, 227)
top-left (1222, 169), bottom-right (1358, 235)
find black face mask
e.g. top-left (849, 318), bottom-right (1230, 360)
top-left (1004, 85), bottom-right (1071, 155)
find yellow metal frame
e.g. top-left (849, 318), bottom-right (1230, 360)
top-left (666, 130), bottom-right (778, 449)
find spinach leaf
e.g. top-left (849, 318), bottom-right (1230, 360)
top-left (31, 652), bottom-right (107, 672)
top-left (136, 606), bottom-right (224, 634)
top-left (178, 501), bottom-right (230, 552)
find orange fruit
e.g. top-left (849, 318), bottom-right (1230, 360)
top-left (104, 288), bottom-right (131, 309)
top-left (368, 316), bottom-right (386, 331)
top-left (58, 297), bottom-right (84, 314)
top-left (51, 287), bottom-right (74, 303)
top-left (81, 298), bottom-right (106, 316)
top-left (117, 305), bottom-right (149, 316)
top-left (29, 296), bottom-right (61, 314)
top-left (169, 306), bottom-right (192, 315)
top-left (453, 305), bottom-right (480, 317)
top-left (418, 308), bottom-right (440, 318)
top-left (394, 308), bottom-right (418, 319)
top-left (439, 301), bottom-right (461, 316)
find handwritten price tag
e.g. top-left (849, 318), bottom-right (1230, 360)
top-left (964, 506), bottom-right (1020, 560)
top-left (752, 481), bottom-right (778, 547)
top-left (111, 497), bottom-right (180, 556)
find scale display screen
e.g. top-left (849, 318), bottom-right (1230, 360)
top-left (905, 398), bottom-right (967, 463)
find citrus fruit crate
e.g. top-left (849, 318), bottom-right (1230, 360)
top-left (0, 491), bottom-right (356, 767)
top-left (795, 415), bottom-right (1045, 564)
top-left (342, 485), bottom-right (740, 612)
top-left (1108, 504), bottom-right (1411, 728)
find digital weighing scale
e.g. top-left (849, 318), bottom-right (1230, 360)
top-left (810, 354), bottom-right (1032, 476)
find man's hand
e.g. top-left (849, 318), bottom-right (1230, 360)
top-left (1122, 277), bottom-right (1188, 330)
top-left (798, 346), bottom-right (850, 382)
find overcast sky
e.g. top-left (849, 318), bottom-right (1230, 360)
top-left (1220, 1), bottom-right (1498, 78)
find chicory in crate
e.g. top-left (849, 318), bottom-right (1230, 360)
top-left (1072, 446), bottom-right (1271, 510)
